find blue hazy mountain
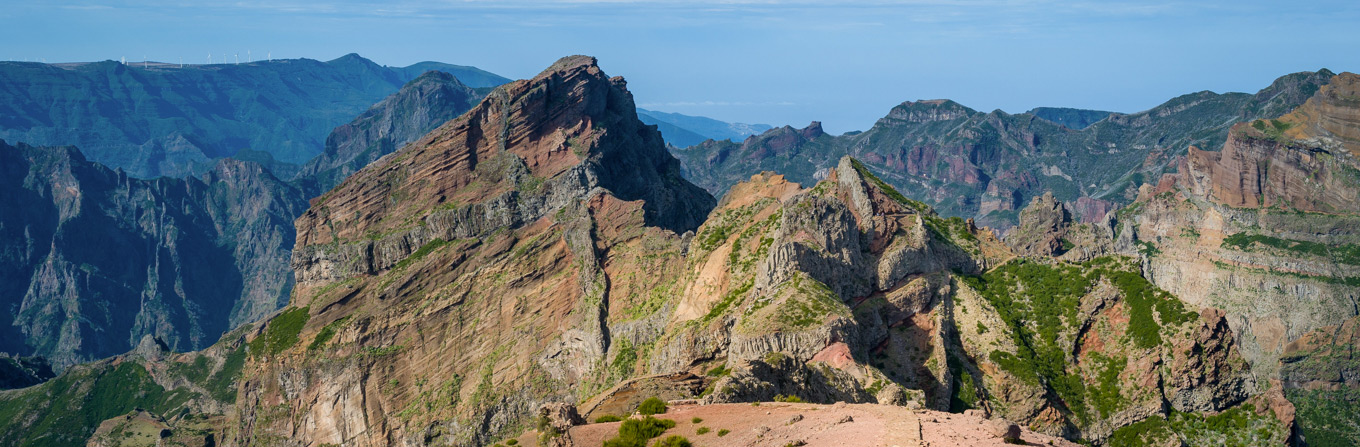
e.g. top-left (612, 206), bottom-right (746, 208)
top-left (637, 108), bottom-right (773, 147)
top-left (0, 54), bottom-right (508, 178)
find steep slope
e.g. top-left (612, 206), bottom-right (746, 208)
top-left (0, 141), bottom-right (308, 369)
top-left (0, 54), bottom-right (505, 178)
top-left (234, 55), bottom-right (715, 446)
top-left (1118, 71), bottom-right (1360, 444)
top-left (293, 70), bottom-right (484, 196)
top-left (672, 70), bottom-right (1335, 229)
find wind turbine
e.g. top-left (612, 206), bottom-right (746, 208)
top-left (235, 52), bottom-right (239, 65)
top-left (247, 50), bottom-right (251, 62)
top-left (208, 53), bottom-right (212, 64)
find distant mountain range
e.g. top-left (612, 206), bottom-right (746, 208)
top-left (637, 108), bottom-right (772, 147)
top-left (670, 70), bottom-right (1332, 228)
top-left (0, 54), bottom-right (508, 178)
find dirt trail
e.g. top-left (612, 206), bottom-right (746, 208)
top-left (562, 402), bottom-right (1079, 447)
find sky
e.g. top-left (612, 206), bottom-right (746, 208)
top-left (3, 0), bottom-right (1358, 134)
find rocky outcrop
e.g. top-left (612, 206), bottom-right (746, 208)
top-left (0, 141), bottom-right (307, 369)
top-left (1006, 192), bottom-right (1115, 261)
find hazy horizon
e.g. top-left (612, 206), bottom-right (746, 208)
top-left (4, 0), bottom-right (1357, 134)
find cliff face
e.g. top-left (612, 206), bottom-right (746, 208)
top-left (234, 56), bottom-right (715, 446)
top-left (1120, 72), bottom-right (1360, 445)
top-left (293, 71), bottom-right (484, 196)
top-left (671, 70), bottom-right (1336, 228)
top-left (0, 141), bottom-right (308, 369)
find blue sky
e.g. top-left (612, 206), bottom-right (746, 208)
top-left (3, 1), bottom-right (1358, 134)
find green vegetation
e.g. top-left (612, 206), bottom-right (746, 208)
top-left (394, 238), bottom-right (451, 270)
top-left (718, 428), bottom-right (731, 437)
top-left (691, 417), bottom-right (704, 424)
top-left (950, 367), bottom-right (979, 412)
top-left (0, 362), bottom-right (201, 447)
top-left (1287, 387), bottom-right (1360, 446)
top-left (1107, 404), bottom-right (1288, 447)
top-left (654, 435), bottom-right (693, 447)
top-left (696, 426), bottom-right (711, 435)
top-left (1088, 353), bottom-right (1127, 418)
top-left (773, 394), bottom-right (803, 403)
top-left (308, 316), bottom-right (351, 351)
top-left (697, 280), bottom-right (752, 326)
top-left (638, 397), bottom-right (668, 415)
top-left (611, 338), bottom-right (638, 378)
top-left (961, 257), bottom-right (1194, 421)
top-left (1251, 119), bottom-right (1295, 144)
top-left (773, 274), bottom-right (846, 329)
top-left (1106, 269), bottom-right (1196, 348)
top-left (249, 306), bottom-right (311, 357)
top-left (594, 415), bottom-right (624, 423)
top-left (602, 416), bottom-right (677, 447)
top-left (505, 439), bottom-right (519, 446)
top-left (1223, 233), bottom-right (1360, 265)
top-left (705, 365), bottom-right (731, 377)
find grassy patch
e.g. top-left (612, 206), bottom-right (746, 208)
top-left (603, 416), bottom-right (676, 447)
top-left (249, 306), bottom-right (311, 357)
top-left (638, 397), bottom-right (667, 415)
top-left (961, 257), bottom-right (1194, 421)
top-left (1287, 387), bottom-right (1360, 446)
top-left (308, 316), bottom-right (350, 351)
top-left (0, 362), bottom-right (200, 447)
top-left (394, 238), bottom-right (451, 270)
top-left (1223, 233), bottom-right (1360, 265)
top-left (1107, 404), bottom-right (1287, 447)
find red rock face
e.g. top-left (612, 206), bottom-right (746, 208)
top-left (1280, 72), bottom-right (1360, 157)
top-left (1173, 73), bottom-right (1360, 214)
top-left (1179, 125), bottom-right (1360, 213)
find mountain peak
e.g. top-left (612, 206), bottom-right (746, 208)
top-left (883, 99), bottom-right (975, 123)
top-left (535, 55), bottom-right (600, 80)
top-left (292, 56), bottom-right (713, 285)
